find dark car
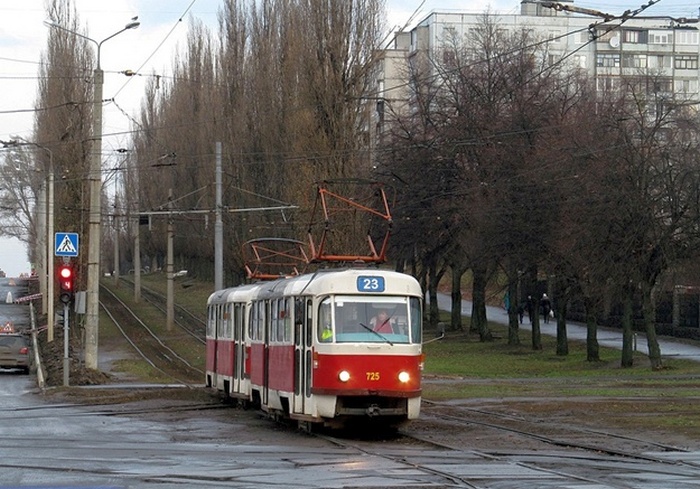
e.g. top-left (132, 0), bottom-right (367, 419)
top-left (0, 333), bottom-right (31, 374)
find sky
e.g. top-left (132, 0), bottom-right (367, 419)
top-left (0, 0), bottom-right (697, 277)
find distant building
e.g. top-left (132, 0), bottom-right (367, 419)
top-left (371, 0), bottom-right (700, 146)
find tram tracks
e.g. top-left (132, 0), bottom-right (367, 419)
top-left (400, 399), bottom-right (700, 485)
top-left (98, 284), bottom-right (204, 386)
top-left (116, 277), bottom-right (206, 344)
top-left (415, 400), bottom-right (695, 460)
top-left (313, 399), bottom-right (700, 489)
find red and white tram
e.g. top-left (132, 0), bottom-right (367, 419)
top-left (206, 268), bottom-right (423, 428)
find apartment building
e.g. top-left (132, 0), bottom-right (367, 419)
top-left (372, 0), bottom-right (700, 139)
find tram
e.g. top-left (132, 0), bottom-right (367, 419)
top-left (206, 267), bottom-right (423, 428)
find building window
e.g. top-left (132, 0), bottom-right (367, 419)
top-left (442, 49), bottom-right (456, 67)
top-left (623, 30), bottom-right (647, 44)
top-left (675, 78), bottom-right (698, 93)
top-left (653, 79), bottom-right (673, 93)
top-left (675, 30), bottom-right (699, 45)
top-left (596, 53), bottom-right (620, 68)
top-left (649, 30), bottom-right (673, 44)
top-left (573, 55), bottom-right (587, 68)
top-left (649, 55), bottom-right (670, 69)
top-left (622, 54), bottom-right (647, 68)
top-left (675, 55), bottom-right (698, 69)
top-left (596, 77), bottom-right (620, 91)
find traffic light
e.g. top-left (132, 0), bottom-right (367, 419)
top-left (57, 264), bottom-right (74, 304)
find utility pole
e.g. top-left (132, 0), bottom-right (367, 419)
top-left (166, 188), bottom-right (174, 331)
top-left (113, 201), bottom-right (119, 286)
top-left (134, 213), bottom-right (141, 303)
top-left (215, 142), bottom-right (223, 291)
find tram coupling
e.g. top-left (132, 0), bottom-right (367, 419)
top-left (367, 404), bottom-right (381, 417)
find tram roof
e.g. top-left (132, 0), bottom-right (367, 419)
top-left (208, 268), bottom-right (422, 305)
top-left (256, 268), bottom-right (422, 298)
top-left (207, 282), bottom-right (260, 305)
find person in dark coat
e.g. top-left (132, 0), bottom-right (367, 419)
top-left (517, 301), bottom-right (525, 324)
top-left (540, 293), bottom-right (552, 324)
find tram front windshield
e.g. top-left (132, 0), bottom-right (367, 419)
top-left (318, 295), bottom-right (422, 344)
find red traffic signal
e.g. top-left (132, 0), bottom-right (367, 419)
top-left (57, 264), bottom-right (74, 304)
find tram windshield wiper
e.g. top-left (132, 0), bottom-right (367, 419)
top-left (358, 322), bottom-right (393, 346)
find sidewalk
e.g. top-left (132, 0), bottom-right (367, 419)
top-left (436, 294), bottom-right (700, 362)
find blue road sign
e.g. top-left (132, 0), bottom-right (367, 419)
top-left (55, 232), bottom-right (79, 257)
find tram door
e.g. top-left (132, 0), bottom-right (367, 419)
top-left (293, 298), bottom-right (313, 414)
top-left (262, 300), bottom-right (270, 406)
top-left (232, 303), bottom-right (244, 394)
top-left (206, 305), bottom-right (218, 387)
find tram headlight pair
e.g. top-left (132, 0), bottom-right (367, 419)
top-left (337, 370), bottom-right (410, 383)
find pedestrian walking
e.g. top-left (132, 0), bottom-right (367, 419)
top-left (540, 293), bottom-right (552, 324)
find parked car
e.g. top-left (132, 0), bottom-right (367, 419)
top-left (0, 330), bottom-right (30, 374)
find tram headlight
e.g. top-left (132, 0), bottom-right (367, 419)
top-left (398, 371), bottom-right (410, 383)
top-left (338, 370), bottom-right (351, 382)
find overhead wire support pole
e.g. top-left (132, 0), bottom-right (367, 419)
top-left (215, 142), bottom-right (223, 291)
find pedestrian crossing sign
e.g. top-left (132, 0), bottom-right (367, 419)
top-left (55, 232), bottom-right (79, 257)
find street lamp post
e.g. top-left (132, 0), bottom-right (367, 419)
top-left (45, 19), bottom-right (139, 369)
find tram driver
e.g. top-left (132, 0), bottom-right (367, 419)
top-left (370, 309), bottom-right (394, 334)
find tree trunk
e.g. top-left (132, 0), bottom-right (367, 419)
top-left (531, 308), bottom-right (542, 350)
top-left (450, 264), bottom-right (466, 331)
top-left (427, 262), bottom-right (440, 330)
top-left (471, 263), bottom-right (492, 341)
top-left (641, 281), bottom-right (663, 370)
top-left (584, 296), bottom-right (600, 362)
top-left (507, 277), bottom-right (520, 345)
top-left (621, 285), bottom-right (634, 368)
top-left (555, 302), bottom-right (568, 356)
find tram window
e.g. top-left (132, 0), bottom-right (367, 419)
top-left (207, 307), bottom-right (215, 337)
top-left (282, 298), bottom-right (291, 342)
top-left (259, 301), bottom-right (265, 340)
top-left (272, 300), bottom-right (279, 342)
top-left (294, 298), bottom-right (304, 346)
top-left (252, 302), bottom-right (262, 340)
top-left (318, 298), bottom-right (332, 342)
top-left (225, 304), bottom-right (234, 338)
top-left (249, 303), bottom-right (255, 340)
top-left (234, 304), bottom-right (242, 340)
top-left (216, 305), bottom-right (225, 337)
top-left (305, 299), bottom-right (313, 347)
top-left (410, 297), bottom-right (422, 343)
top-left (329, 296), bottom-right (415, 344)
top-left (276, 300), bottom-right (282, 342)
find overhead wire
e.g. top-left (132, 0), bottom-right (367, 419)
top-left (111, 0), bottom-right (200, 100)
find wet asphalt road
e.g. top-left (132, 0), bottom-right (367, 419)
top-left (2, 278), bottom-right (700, 488)
top-left (0, 277), bottom-right (31, 332)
